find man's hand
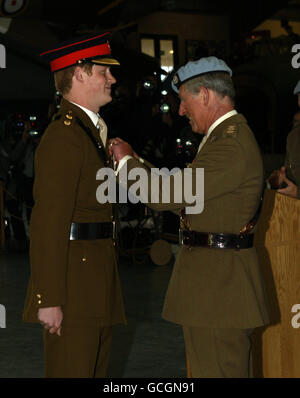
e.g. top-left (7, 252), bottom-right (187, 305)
top-left (38, 306), bottom-right (63, 336)
top-left (108, 137), bottom-right (134, 163)
top-left (277, 166), bottom-right (298, 198)
top-left (268, 168), bottom-right (284, 189)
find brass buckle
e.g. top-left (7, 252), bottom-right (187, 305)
top-left (208, 233), bottom-right (214, 247)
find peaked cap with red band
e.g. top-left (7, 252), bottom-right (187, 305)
top-left (40, 32), bottom-right (120, 72)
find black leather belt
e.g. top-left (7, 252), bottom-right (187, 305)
top-left (70, 222), bottom-right (115, 240)
top-left (179, 229), bottom-right (254, 250)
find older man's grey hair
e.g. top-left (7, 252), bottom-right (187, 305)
top-left (183, 72), bottom-right (235, 105)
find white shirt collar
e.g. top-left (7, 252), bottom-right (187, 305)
top-left (70, 101), bottom-right (100, 128)
top-left (197, 109), bottom-right (238, 154)
top-left (206, 109), bottom-right (238, 138)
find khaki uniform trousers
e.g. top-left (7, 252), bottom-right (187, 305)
top-left (43, 320), bottom-right (112, 378)
top-left (183, 327), bottom-right (254, 378)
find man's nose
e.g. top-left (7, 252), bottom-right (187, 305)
top-left (107, 71), bottom-right (116, 84)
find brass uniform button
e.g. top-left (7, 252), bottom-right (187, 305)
top-left (82, 257), bottom-right (87, 262)
top-left (66, 114), bottom-right (73, 120)
top-left (38, 300), bottom-right (42, 305)
top-left (36, 294), bottom-right (41, 299)
top-left (64, 120), bottom-right (71, 126)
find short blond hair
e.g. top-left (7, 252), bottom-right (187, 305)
top-left (54, 63), bottom-right (93, 96)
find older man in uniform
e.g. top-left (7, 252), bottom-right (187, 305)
top-left (269, 80), bottom-right (300, 198)
top-left (23, 33), bottom-right (126, 378)
top-left (110, 57), bottom-right (270, 377)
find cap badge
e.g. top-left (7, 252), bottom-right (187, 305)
top-left (173, 74), bottom-right (179, 85)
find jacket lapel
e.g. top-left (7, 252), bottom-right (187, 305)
top-left (59, 98), bottom-right (108, 165)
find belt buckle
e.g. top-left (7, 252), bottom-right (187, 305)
top-left (179, 228), bottom-right (184, 246)
top-left (216, 233), bottom-right (227, 249)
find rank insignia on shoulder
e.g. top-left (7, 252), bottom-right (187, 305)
top-left (63, 111), bottom-right (73, 125)
top-left (223, 125), bottom-right (237, 138)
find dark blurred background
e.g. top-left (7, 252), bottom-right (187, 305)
top-left (1, 2), bottom-right (300, 379)
top-left (0, 0), bottom-right (300, 249)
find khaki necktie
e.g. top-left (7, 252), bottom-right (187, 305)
top-left (97, 116), bottom-right (107, 148)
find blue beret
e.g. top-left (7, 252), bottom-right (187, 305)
top-left (294, 80), bottom-right (300, 95)
top-left (171, 56), bottom-right (232, 93)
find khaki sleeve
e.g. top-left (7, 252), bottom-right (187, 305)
top-left (29, 125), bottom-right (83, 307)
top-left (117, 136), bottom-right (246, 214)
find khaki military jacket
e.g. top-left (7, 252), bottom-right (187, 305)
top-left (23, 99), bottom-right (126, 326)
top-left (120, 114), bottom-right (270, 328)
top-left (284, 124), bottom-right (300, 199)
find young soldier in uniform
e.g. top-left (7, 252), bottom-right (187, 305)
top-left (110, 57), bottom-right (270, 377)
top-left (23, 33), bottom-right (126, 378)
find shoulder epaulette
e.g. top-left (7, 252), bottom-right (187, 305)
top-left (222, 124), bottom-right (238, 138)
top-left (63, 110), bottom-right (73, 126)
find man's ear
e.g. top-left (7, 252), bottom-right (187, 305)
top-left (198, 87), bottom-right (209, 106)
top-left (73, 66), bottom-right (85, 83)
top-left (200, 87), bottom-right (210, 105)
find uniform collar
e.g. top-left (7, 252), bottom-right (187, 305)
top-left (197, 110), bottom-right (238, 154)
top-left (69, 101), bottom-right (100, 128)
top-left (206, 109), bottom-right (238, 138)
